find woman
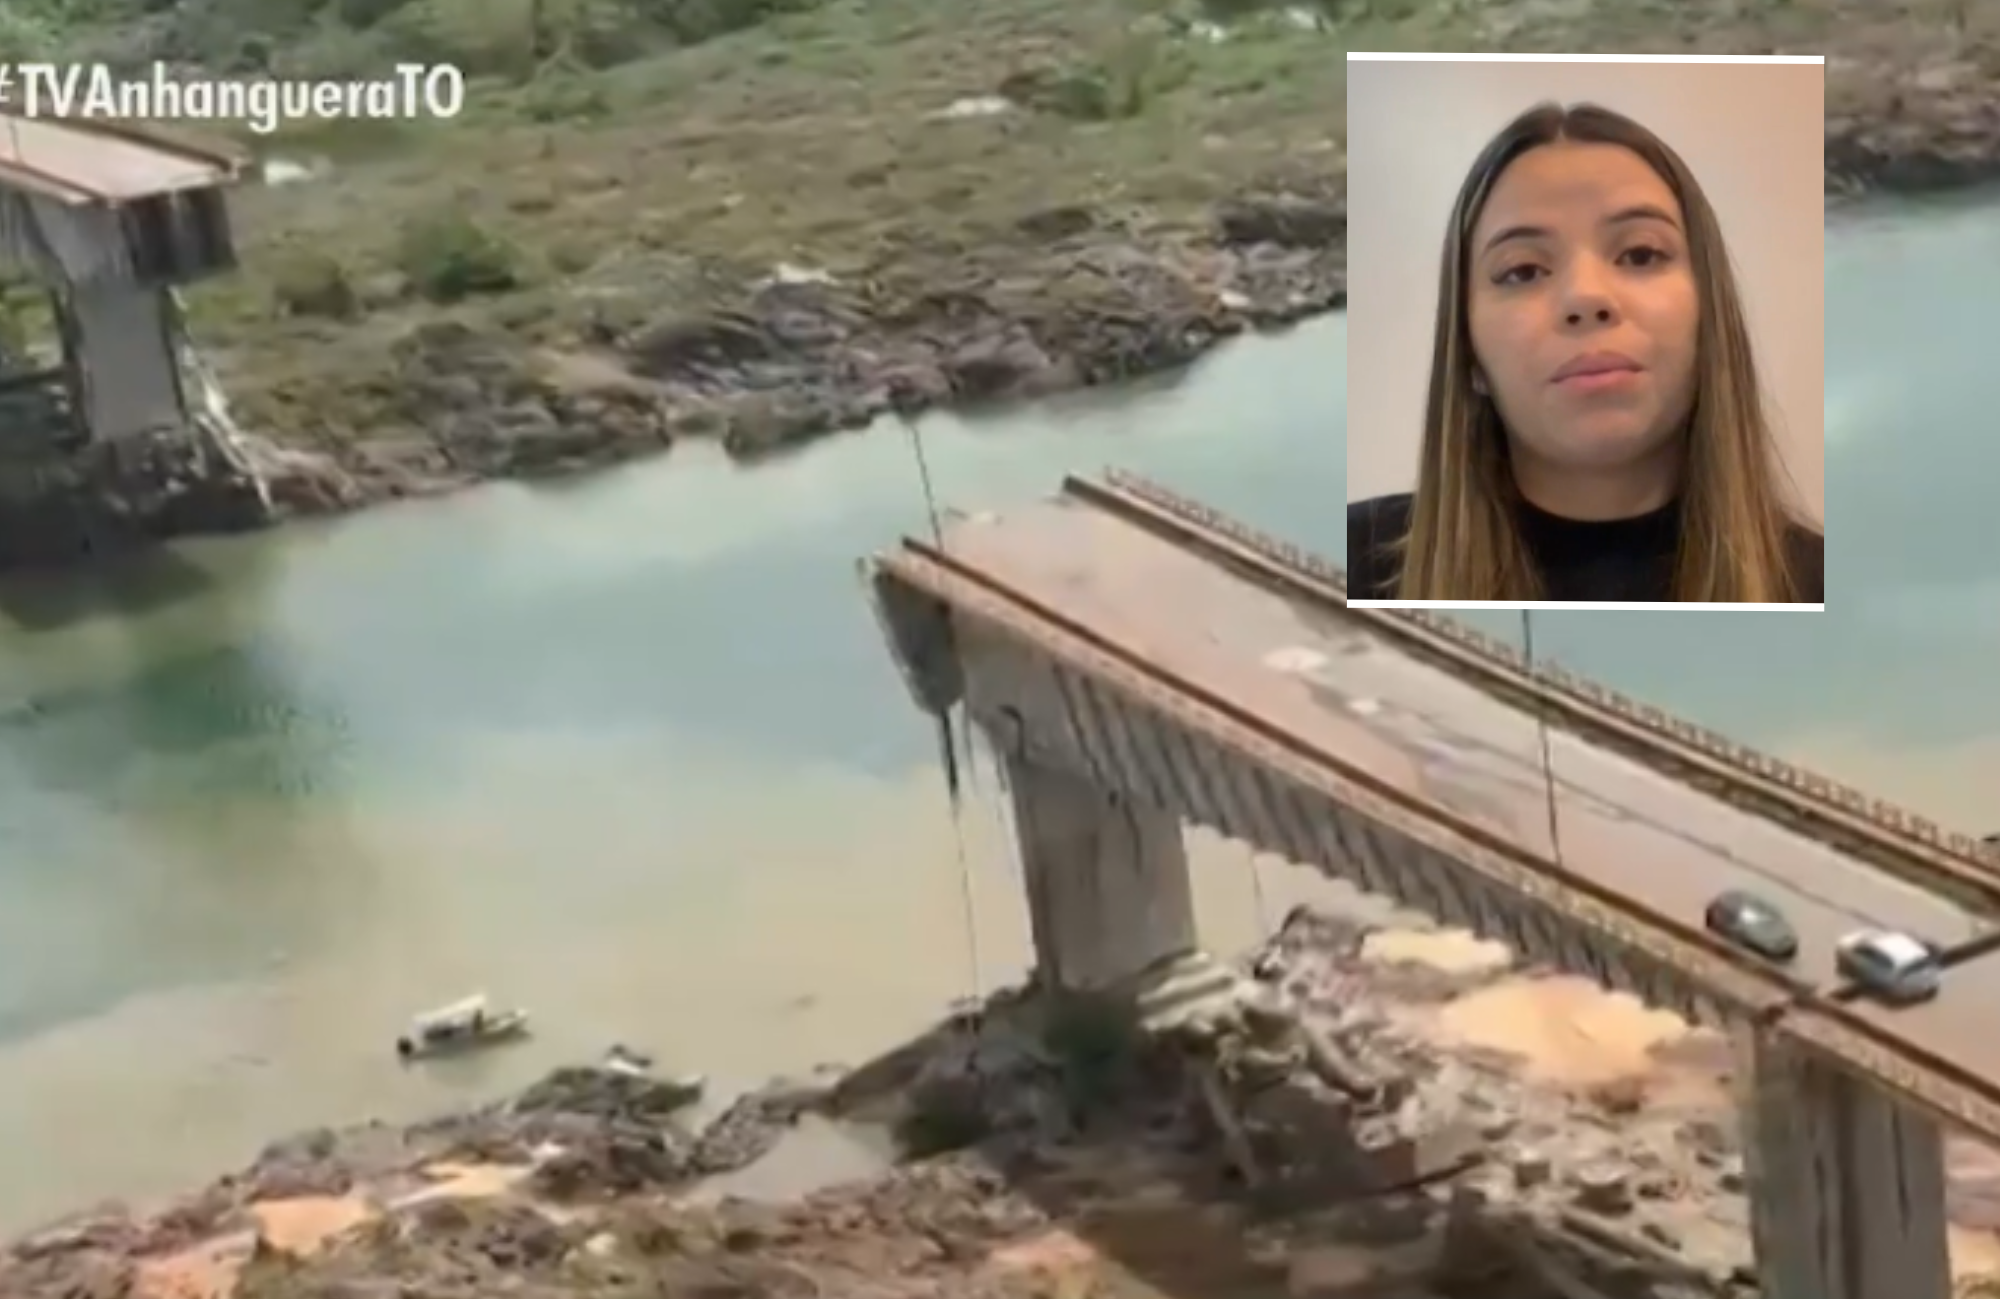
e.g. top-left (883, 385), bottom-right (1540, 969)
top-left (1347, 101), bottom-right (1823, 603)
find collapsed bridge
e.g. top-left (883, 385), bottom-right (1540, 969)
top-left (865, 470), bottom-right (2000, 1299)
top-left (0, 113), bottom-right (270, 566)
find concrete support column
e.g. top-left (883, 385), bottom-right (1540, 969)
top-left (1737, 1028), bottom-right (1950, 1299)
top-left (1002, 755), bottom-right (1200, 993)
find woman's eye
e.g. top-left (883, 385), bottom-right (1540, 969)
top-left (1621, 246), bottom-right (1672, 268)
top-left (1494, 263), bottom-right (1544, 286)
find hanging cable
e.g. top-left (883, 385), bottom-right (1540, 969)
top-left (935, 709), bottom-right (985, 1013)
top-left (901, 409), bottom-right (946, 550)
top-left (1521, 609), bottom-right (1566, 869)
top-left (899, 406), bottom-right (984, 1019)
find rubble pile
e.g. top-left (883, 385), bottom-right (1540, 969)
top-left (1196, 907), bottom-right (1764, 1296)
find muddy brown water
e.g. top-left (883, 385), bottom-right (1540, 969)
top-left (2, 203), bottom-right (1998, 1234)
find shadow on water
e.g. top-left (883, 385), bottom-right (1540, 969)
top-left (1, 535), bottom-right (353, 802)
top-left (717, 423), bottom-right (881, 473)
top-left (0, 547), bottom-right (219, 633)
top-left (0, 541), bottom-right (375, 1049)
top-left (1829, 180), bottom-right (2000, 228)
top-left (951, 356), bottom-right (1209, 434)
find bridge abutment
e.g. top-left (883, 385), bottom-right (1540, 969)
top-left (1002, 755), bottom-right (1201, 994)
top-left (1738, 1028), bottom-right (1949, 1299)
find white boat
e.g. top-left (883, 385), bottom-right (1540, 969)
top-left (396, 993), bottom-right (530, 1059)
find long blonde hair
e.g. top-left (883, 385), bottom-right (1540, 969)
top-left (1394, 101), bottom-right (1804, 602)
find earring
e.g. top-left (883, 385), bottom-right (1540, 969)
top-left (1471, 372), bottom-right (1488, 396)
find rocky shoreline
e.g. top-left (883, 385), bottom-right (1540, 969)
top-left (13, 907), bottom-right (2000, 1299)
top-left (1823, 55), bottom-right (2000, 198)
top-left (244, 187), bottom-right (1351, 517)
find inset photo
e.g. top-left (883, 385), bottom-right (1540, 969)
top-left (1343, 55), bottom-right (1825, 610)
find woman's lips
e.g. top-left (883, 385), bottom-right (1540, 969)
top-left (1556, 369), bottom-right (1644, 393)
top-left (1551, 350), bottom-right (1643, 385)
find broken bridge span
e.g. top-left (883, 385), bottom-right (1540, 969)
top-left (866, 470), bottom-right (2000, 1299)
top-left (0, 113), bottom-right (270, 566)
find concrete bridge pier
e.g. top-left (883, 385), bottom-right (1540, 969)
top-left (1738, 1029), bottom-right (1950, 1299)
top-left (1003, 754), bottom-right (1199, 992)
top-left (999, 752), bottom-right (1244, 1024)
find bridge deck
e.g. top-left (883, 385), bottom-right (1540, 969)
top-left (0, 115), bottom-right (243, 204)
top-left (935, 496), bottom-right (2000, 1076)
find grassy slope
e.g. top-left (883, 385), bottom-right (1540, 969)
top-left (34, 0), bottom-right (2000, 456)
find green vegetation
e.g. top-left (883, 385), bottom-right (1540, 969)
top-left (393, 215), bottom-right (523, 302)
top-left (13, 0), bottom-right (1992, 459)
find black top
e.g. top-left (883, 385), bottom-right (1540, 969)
top-left (1345, 493), bottom-right (1824, 603)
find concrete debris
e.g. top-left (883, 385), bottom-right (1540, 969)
top-left (1510, 1147), bottom-right (1553, 1190)
top-left (1571, 1165), bottom-right (1634, 1217)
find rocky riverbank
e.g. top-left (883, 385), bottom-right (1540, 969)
top-left (13, 906), bottom-right (2000, 1299)
top-left (243, 188), bottom-right (1350, 517)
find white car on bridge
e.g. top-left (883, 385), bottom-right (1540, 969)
top-left (1835, 929), bottom-right (1942, 1004)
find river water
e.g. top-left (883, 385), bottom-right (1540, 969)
top-left (0, 199), bottom-right (1994, 1232)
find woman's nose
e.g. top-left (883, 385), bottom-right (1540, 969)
top-left (1560, 278), bottom-right (1618, 325)
top-left (1559, 257), bottom-right (1620, 326)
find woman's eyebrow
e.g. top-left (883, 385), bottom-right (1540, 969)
top-left (1604, 203), bottom-right (1682, 232)
top-left (1479, 203), bottom-right (1683, 255)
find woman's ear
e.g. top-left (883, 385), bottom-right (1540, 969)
top-left (1470, 368), bottom-right (1489, 396)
